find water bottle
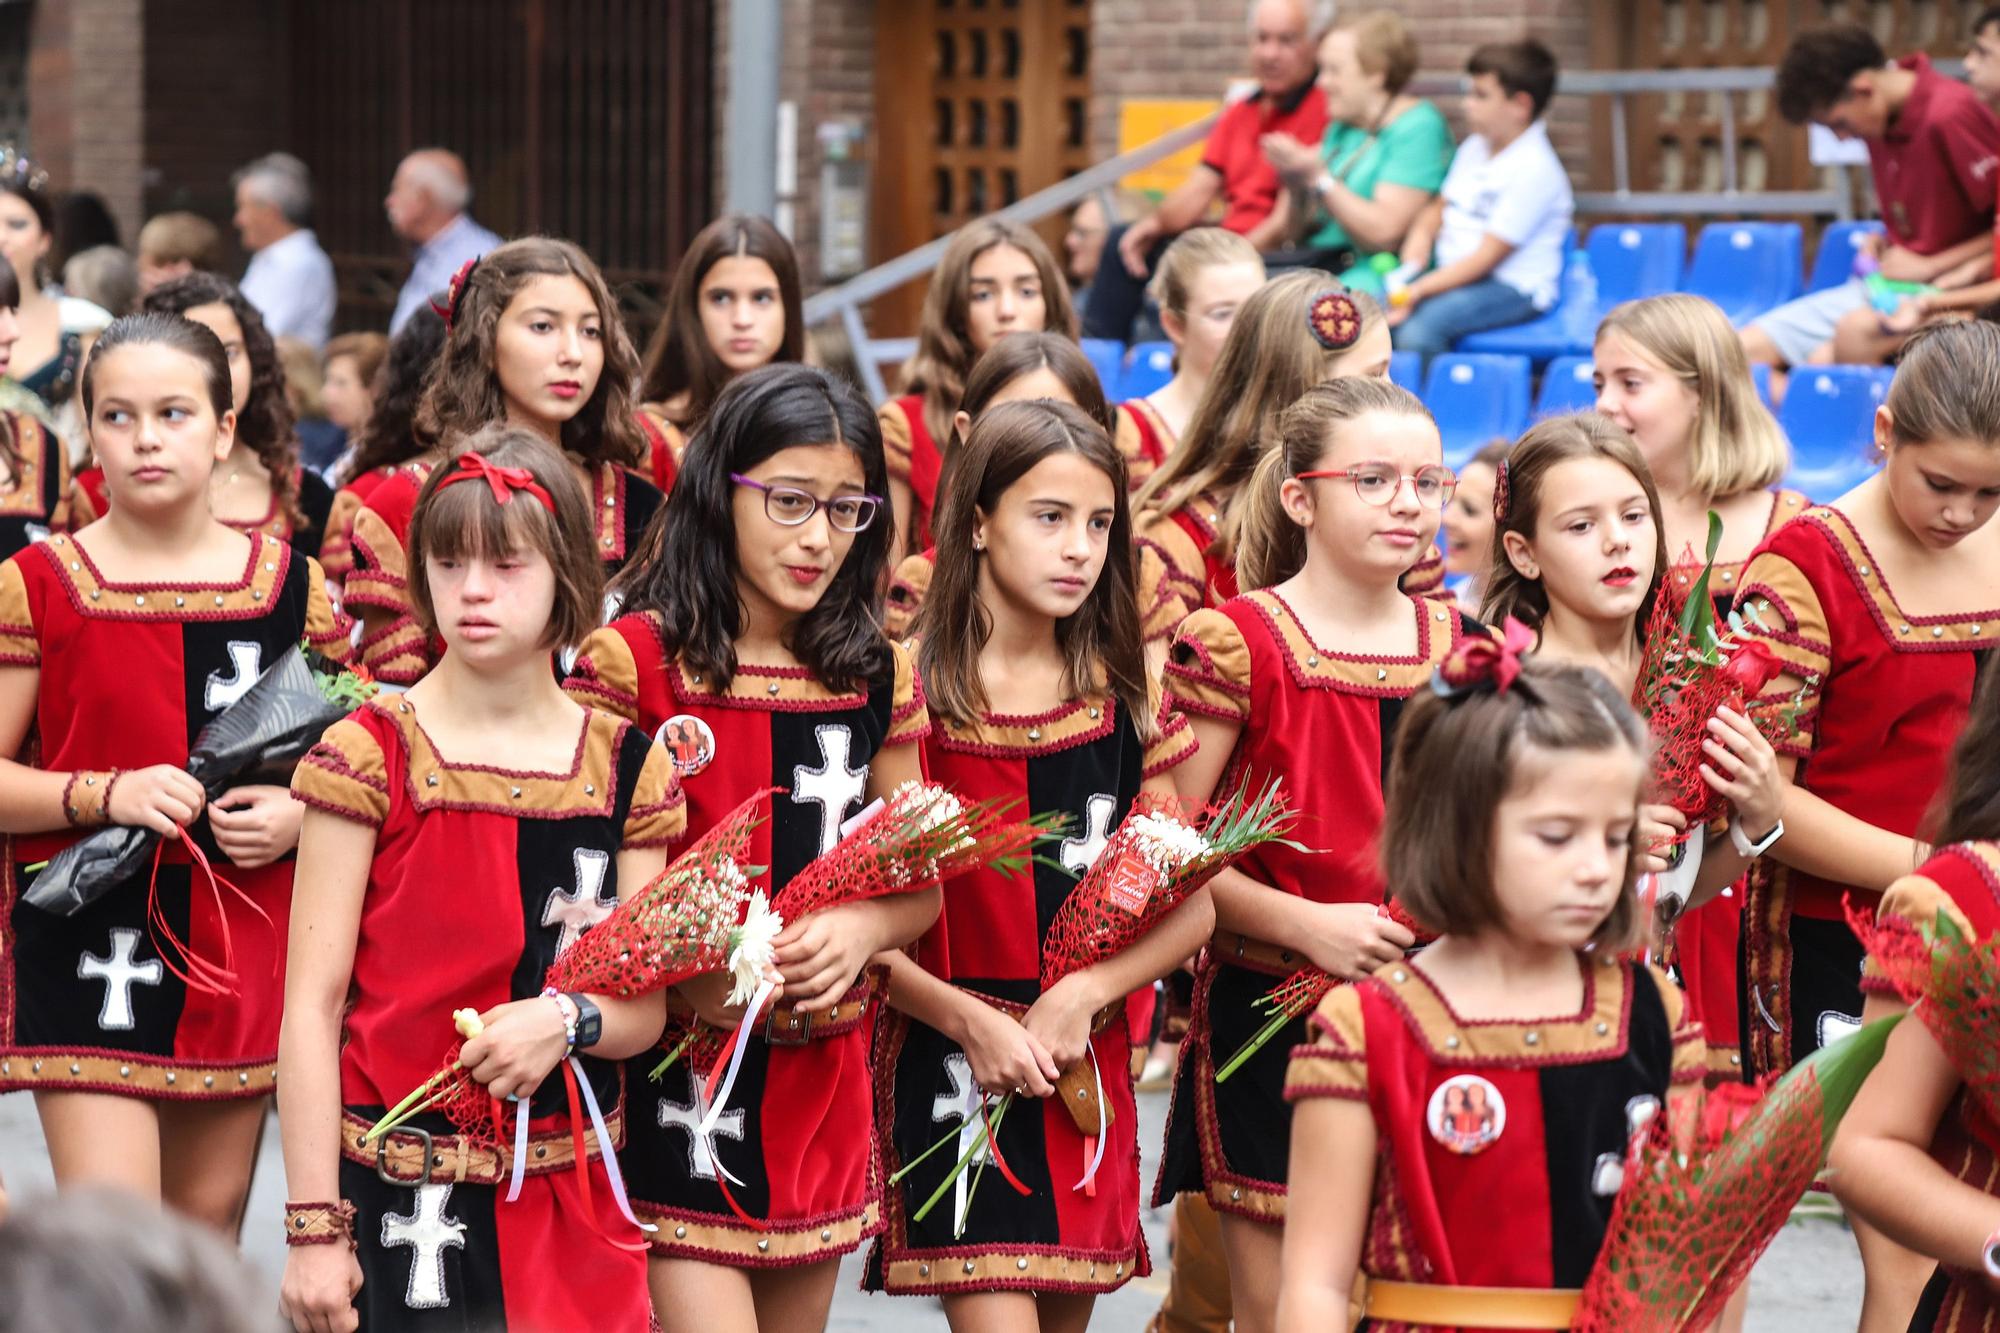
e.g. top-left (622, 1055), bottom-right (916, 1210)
top-left (1559, 248), bottom-right (1599, 348)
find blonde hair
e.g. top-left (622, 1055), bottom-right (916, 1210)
top-left (1236, 376), bottom-right (1434, 590)
top-left (1595, 294), bottom-right (1788, 499)
top-left (900, 219), bottom-right (1077, 445)
top-left (1136, 271), bottom-right (1368, 539)
top-left (1341, 9), bottom-right (1420, 95)
top-left (1148, 227), bottom-right (1264, 317)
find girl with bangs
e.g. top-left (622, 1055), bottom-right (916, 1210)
top-left (343, 237), bottom-right (663, 686)
top-left (280, 425), bottom-right (683, 1331)
top-left (869, 401), bottom-right (1201, 1326)
top-left (0, 313), bottom-right (347, 1233)
top-left (881, 219), bottom-right (1076, 556)
top-left (565, 363), bottom-right (936, 1331)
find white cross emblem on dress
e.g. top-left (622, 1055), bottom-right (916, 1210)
top-left (658, 1066), bottom-right (744, 1181)
top-left (1591, 1094), bottom-right (1661, 1197)
top-left (204, 641), bottom-right (264, 712)
top-left (932, 1052), bottom-right (992, 1236)
top-left (77, 927), bottom-right (163, 1031)
top-left (793, 723), bottom-right (866, 855)
top-left (1060, 793), bottom-right (1119, 876)
top-left (380, 1182), bottom-right (467, 1310)
top-left (541, 848), bottom-right (614, 957)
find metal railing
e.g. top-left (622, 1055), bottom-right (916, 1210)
top-left (811, 65), bottom-right (1863, 402)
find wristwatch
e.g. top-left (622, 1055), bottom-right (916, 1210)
top-left (1729, 817), bottom-right (1785, 858)
top-left (566, 993), bottom-right (603, 1051)
top-left (1312, 172), bottom-right (1335, 198)
top-left (1983, 1223), bottom-right (2000, 1279)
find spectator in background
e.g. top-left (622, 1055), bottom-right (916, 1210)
top-left (0, 159), bottom-right (79, 417)
top-left (135, 211), bottom-right (222, 296)
top-left (1082, 0), bottom-right (1332, 342)
top-left (1064, 189), bottom-right (1143, 326)
top-left (50, 191), bottom-right (119, 272)
top-left (1742, 25), bottom-right (2000, 371)
top-left (1260, 9), bottom-right (1455, 295)
top-left (232, 150), bottom-right (336, 351)
top-left (275, 336), bottom-right (347, 477)
top-left (319, 330), bottom-right (387, 479)
top-left (1966, 7), bottom-right (2000, 111)
top-left (384, 147), bottom-right (500, 334)
top-left (1388, 39), bottom-right (1574, 366)
top-left (61, 245), bottom-right (137, 320)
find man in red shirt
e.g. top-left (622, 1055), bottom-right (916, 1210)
top-left (1743, 24), bottom-right (2000, 369)
top-left (1081, 0), bottom-right (1331, 341)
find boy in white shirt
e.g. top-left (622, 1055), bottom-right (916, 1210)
top-left (1389, 39), bottom-right (1574, 365)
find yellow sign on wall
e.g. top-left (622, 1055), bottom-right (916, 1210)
top-left (1119, 99), bottom-right (1224, 197)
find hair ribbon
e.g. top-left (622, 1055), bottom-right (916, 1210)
top-left (1433, 615), bottom-right (1536, 699)
top-left (435, 451), bottom-right (555, 514)
top-left (430, 257), bottom-right (481, 331)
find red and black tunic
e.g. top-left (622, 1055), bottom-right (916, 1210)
top-left (880, 394), bottom-right (944, 551)
top-left (565, 614), bottom-right (930, 1264)
top-left (71, 464), bottom-right (337, 560)
top-left (1284, 958), bottom-right (1704, 1327)
top-left (0, 413), bottom-right (71, 558)
top-left (0, 531), bottom-right (348, 1100)
top-left (1871, 843), bottom-right (2000, 1332)
top-left (1156, 588), bottom-right (1478, 1221)
top-left (1671, 487), bottom-right (1806, 1084)
top-left (294, 697), bottom-right (683, 1332)
top-left (1734, 504), bottom-right (1994, 1078)
top-left (869, 677), bottom-right (1196, 1296)
top-left (345, 459), bottom-right (662, 686)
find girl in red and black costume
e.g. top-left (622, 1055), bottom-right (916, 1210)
top-left (881, 219), bottom-right (1075, 559)
top-left (1132, 275), bottom-right (1406, 677)
top-left (345, 238), bottom-right (662, 686)
top-left (70, 274), bottom-right (339, 558)
top-left (635, 214), bottom-right (804, 496)
top-left (565, 363), bottom-right (934, 1330)
top-left (1156, 377), bottom-right (1474, 1333)
top-left (1732, 320), bottom-right (2000, 1330)
top-left (869, 401), bottom-right (1201, 1323)
top-left (1278, 651), bottom-right (1705, 1332)
top-left (320, 305), bottom-right (448, 595)
top-left (277, 427), bottom-right (683, 1333)
top-left (0, 258), bottom-right (71, 556)
top-left (1117, 227), bottom-right (1266, 491)
top-left (882, 333), bottom-right (1115, 640)
top-left (0, 313), bottom-right (347, 1230)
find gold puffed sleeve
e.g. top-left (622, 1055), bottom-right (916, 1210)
top-left (1284, 983), bottom-right (1368, 1102)
top-left (1166, 608), bottom-right (1253, 725)
top-left (292, 716), bottom-right (392, 828)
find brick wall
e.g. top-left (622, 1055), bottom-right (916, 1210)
top-left (29, 0), bottom-right (146, 244)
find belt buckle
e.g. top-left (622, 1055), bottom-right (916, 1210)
top-left (764, 1003), bottom-right (814, 1046)
top-left (375, 1125), bottom-right (438, 1187)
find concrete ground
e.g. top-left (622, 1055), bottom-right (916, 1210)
top-left (2, 1081), bottom-right (1866, 1328)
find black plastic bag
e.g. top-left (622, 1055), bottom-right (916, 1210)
top-left (21, 647), bottom-right (354, 915)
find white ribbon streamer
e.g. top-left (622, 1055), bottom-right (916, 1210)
top-left (1071, 1041), bottom-right (1109, 1194)
top-left (569, 1055), bottom-right (656, 1232)
top-left (505, 1095), bottom-right (531, 1202)
top-left (699, 977), bottom-right (780, 1186)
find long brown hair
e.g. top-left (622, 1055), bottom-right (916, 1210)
top-left (342, 304), bottom-right (446, 482)
top-left (415, 236), bottom-right (644, 467)
top-left (1882, 320), bottom-right (2000, 450)
top-left (1931, 657), bottom-right (2000, 847)
top-left (1480, 413), bottom-right (1669, 643)
top-left (958, 331), bottom-right (1115, 439)
top-left (143, 272), bottom-right (303, 530)
top-left (899, 219), bottom-right (1076, 443)
top-left (1235, 377), bottom-right (1436, 591)
top-left (637, 214), bottom-right (804, 427)
top-left (917, 400), bottom-right (1148, 736)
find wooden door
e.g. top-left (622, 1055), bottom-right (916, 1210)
top-left (872, 0), bottom-right (1092, 338)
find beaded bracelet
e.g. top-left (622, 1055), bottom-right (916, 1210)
top-left (62, 768), bottom-right (120, 828)
top-left (283, 1200), bottom-right (357, 1250)
top-left (544, 987), bottom-right (579, 1055)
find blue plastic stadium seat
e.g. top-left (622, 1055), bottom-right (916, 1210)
top-left (1117, 340), bottom-right (1176, 400)
top-left (1536, 356), bottom-right (1598, 417)
top-left (1588, 222), bottom-right (1687, 306)
top-left (1389, 350), bottom-right (1423, 395)
top-left (1455, 230), bottom-right (1579, 364)
top-left (1423, 354), bottom-right (1532, 467)
top-left (1807, 220), bottom-right (1885, 294)
top-left (1681, 222), bottom-right (1804, 327)
top-left (1778, 365), bottom-right (1887, 501)
top-left (1080, 338), bottom-right (1125, 396)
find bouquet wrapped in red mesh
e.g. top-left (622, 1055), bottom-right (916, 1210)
top-left (1848, 899), bottom-right (2000, 1130)
top-left (1573, 1014), bottom-right (1898, 1330)
top-left (896, 779), bottom-right (1298, 1230)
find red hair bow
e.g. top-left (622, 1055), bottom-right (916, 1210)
top-left (435, 452), bottom-right (555, 514)
top-left (1434, 615), bottom-right (1536, 698)
top-left (429, 257), bottom-right (481, 331)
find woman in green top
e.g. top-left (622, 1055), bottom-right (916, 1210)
top-left (1261, 10), bottom-right (1455, 296)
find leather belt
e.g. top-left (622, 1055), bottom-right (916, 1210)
top-left (1355, 1275), bottom-right (1581, 1328)
top-left (341, 1105), bottom-right (622, 1187)
top-left (761, 968), bottom-right (886, 1047)
top-left (1209, 928), bottom-right (1308, 975)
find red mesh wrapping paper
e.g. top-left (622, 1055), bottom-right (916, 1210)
top-left (1849, 899), bottom-right (2000, 1134)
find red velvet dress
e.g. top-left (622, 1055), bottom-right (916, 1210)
top-left (869, 677), bottom-right (1195, 1296)
top-left (320, 463), bottom-right (403, 588)
top-left (1284, 958), bottom-right (1704, 1330)
top-left (1734, 504), bottom-right (1993, 1077)
top-left (565, 614), bottom-right (929, 1264)
top-left (0, 413), bottom-right (72, 558)
top-left (1156, 588), bottom-right (1479, 1221)
top-left (294, 698), bottom-right (682, 1332)
top-left (879, 394), bottom-right (943, 551)
top-left (636, 406), bottom-right (688, 495)
top-left (1113, 400), bottom-right (1173, 492)
top-left (1135, 492), bottom-right (1233, 654)
top-left (0, 531), bottom-right (347, 1100)
top-left (72, 463), bottom-right (337, 559)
